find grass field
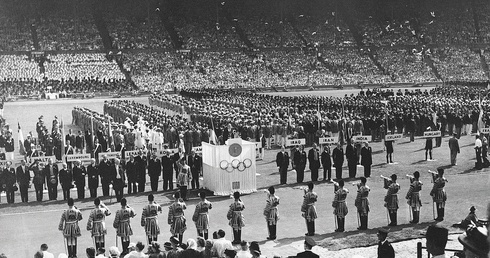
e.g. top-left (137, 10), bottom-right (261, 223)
top-left (0, 90), bottom-right (488, 258)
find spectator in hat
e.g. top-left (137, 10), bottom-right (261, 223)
top-left (377, 228), bottom-right (395, 258)
top-left (454, 206), bottom-right (481, 229)
top-left (95, 247), bottom-right (105, 258)
top-left (147, 242), bottom-right (163, 258)
top-left (224, 249), bottom-right (237, 258)
top-left (34, 251), bottom-right (43, 258)
top-left (458, 223), bottom-right (489, 258)
top-left (295, 236), bottom-right (319, 258)
top-left (249, 241), bottom-right (264, 258)
top-left (86, 247), bottom-right (95, 258)
top-left (40, 244), bottom-right (54, 258)
top-left (162, 242), bottom-right (172, 257)
top-left (124, 241), bottom-right (145, 258)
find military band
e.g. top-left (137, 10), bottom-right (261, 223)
top-left (113, 198), bottom-right (136, 255)
top-left (430, 168), bottom-right (447, 221)
top-left (168, 191), bottom-right (187, 244)
top-left (192, 191), bottom-right (212, 240)
top-left (355, 177), bottom-right (370, 230)
top-left (383, 174), bottom-right (400, 226)
top-left (263, 186), bottom-right (280, 240)
top-left (228, 191), bottom-right (245, 245)
top-left (406, 171), bottom-right (422, 224)
top-left (301, 182), bottom-right (317, 236)
top-left (86, 198), bottom-right (111, 249)
top-left (141, 194), bottom-right (162, 245)
top-left (59, 198), bottom-right (83, 258)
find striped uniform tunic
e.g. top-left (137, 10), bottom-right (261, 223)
top-left (301, 191), bottom-right (318, 222)
top-left (227, 201), bottom-right (245, 230)
top-left (263, 194), bottom-right (280, 225)
top-left (355, 185), bottom-right (370, 216)
top-left (430, 177), bottom-right (447, 206)
top-left (168, 200), bottom-right (187, 235)
top-left (113, 206), bottom-right (136, 238)
top-left (87, 206), bottom-right (111, 237)
top-left (192, 200), bottom-right (212, 231)
top-left (59, 207), bottom-right (83, 238)
top-left (406, 180), bottom-right (423, 211)
top-left (333, 188), bottom-right (349, 218)
top-left (141, 203), bottom-right (162, 237)
top-left (384, 179), bottom-right (400, 211)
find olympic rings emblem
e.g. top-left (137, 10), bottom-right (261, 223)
top-left (219, 158), bottom-right (252, 172)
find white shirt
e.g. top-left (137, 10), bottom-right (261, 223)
top-left (236, 250), bottom-right (253, 258)
top-left (212, 238), bottom-right (233, 258)
top-left (124, 250), bottom-right (147, 258)
top-left (42, 251), bottom-right (54, 258)
top-left (475, 138), bottom-right (482, 148)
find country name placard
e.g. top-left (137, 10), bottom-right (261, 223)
top-left (353, 135), bottom-right (372, 142)
top-left (286, 138), bottom-right (306, 146)
top-left (385, 134), bottom-right (403, 141)
top-left (65, 154), bottom-right (91, 162)
top-left (319, 137), bottom-right (337, 144)
top-left (424, 131), bottom-right (441, 137)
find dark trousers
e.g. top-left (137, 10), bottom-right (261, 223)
top-left (34, 183), bottom-right (43, 201)
top-left (6, 190), bottom-right (14, 203)
top-left (435, 137), bottom-right (441, 147)
top-left (425, 149), bottom-right (432, 160)
top-left (180, 185), bottom-right (188, 200)
top-left (359, 213), bottom-right (368, 229)
top-left (310, 168), bottom-right (319, 181)
top-left (348, 160), bottom-right (357, 178)
top-left (363, 164), bottom-right (371, 178)
top-left (77, 186), bottom-right (85, 199)
top-left (267, 224), bottom-right (277, 239)
top-left (163, 178), bottom-right (173, 191)
top-left (335, 165), bottom-right (342, 179)
top-left (388, 210), bottom-right (397, 226)
top-left (48, 183), bottom-right (58, 200)
top-left (336, 217), bottom-right (345, 232)
top-left (279, 167), bottom-right (288, 184)
top-left (101, 182), bottom-right (110, 196)
top-left (191, 171), bottom-right (199, 189)
top-left (322, 164), bottom-right (331, 180)
top-left (137, 181), bottom-right (145, 192)
top-left (150, 177), bottom-right (159, 192)
top-left (115, 188), bottom-right (123, 202)
top-left (62, 187), bottom-right (70, 200)
top-left (306, 220), bottom-right (315, 235)
top-left (127, 182), bottom-right (137, 194)
top-left (89, 188), bottom-right (97, 198)
top-left (476, 149), bottom-right (482, 168)
top-left (19, 185), bottom-right (28, 202)
top-left (386, 153), bottom-right (393, 163)
top-left (296, 167), bottom-right (304, 183)
top-left (232, 229), bottom-right (242, 244)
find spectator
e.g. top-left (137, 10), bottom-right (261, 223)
top-left (40, 244), bottom-right (54, 258)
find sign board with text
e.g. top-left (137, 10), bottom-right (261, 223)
top-left (385, 134), bottom-right (403, 141)
top-left (0, 160), bottom-right (14, 167)
top-left (423, 131), bottom-right (441, 138)
top-left (353, 135), bottom-right (372, 142)
top-left (98, 152), bottom-right (120, 160)
top-left (286, 138), bottom-right (306, 147)
top-left (319, 137), bottom-right (337, 144)
top-left (480, 128), bottom-right (490, 134)
top-left (65, 154), bottom-right (91, 163)
top-left (154, 148), bottom-right (179, 158)
top-left (192, 146), bottom-right (203, 154)
top-left (30, 156), bottom-right (56, 164)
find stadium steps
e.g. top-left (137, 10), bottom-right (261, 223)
top-left (287, 19), bottom-right (309, 47)
top-left (469, 0), bottom-right (490, 79)
top-left (220, 4), bottom-right (255, 49)
top-left (90, 0), bottom-right (114, 50)
top-left (155, 0), bottom-right (183, 49)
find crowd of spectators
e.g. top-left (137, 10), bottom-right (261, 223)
top-left (44, 53), bottom-right (125, 80)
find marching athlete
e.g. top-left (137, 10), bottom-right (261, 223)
top-left (192, 191), bottom-right (212, 239)
top-left (355, 177), bottom-right (370, 230)
top-left (406, 171), bottom-right (423, 224)
top-left (113, 198), bottom-right (136, 255)
top-left (332, 180), bottom-right (348, 232)
top-left (263, 186), bottom-right (280, 240)
top-left (382, 174), bottom-right (400, 226)
top-left (168, 191), bottom-right (187, 244)
top-left (86, 198), bottom-right (111, 249)
top-left (58, 198), bottom-right (83, 258)
top-left (141, 194), bottom-right (162, 245)
top-left (430, 168), bottom-right (447, 221)
top-left (227, 191), bottom-right (245, 245)
top-left (301, 182), bottom-right (318, 236)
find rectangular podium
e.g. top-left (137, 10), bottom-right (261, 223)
top-left (202, 139), bottom-right (257, 196)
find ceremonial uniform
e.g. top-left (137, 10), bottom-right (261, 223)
top-left (301, 190), bottom-right (318, 236)
top-left (168, 199), bottom-right (187, 243)
top-left (87, 204), bottom-right (111, 249)
top-left (406, 178), bottom-right (422, 223)
top-left (383, 178), bottom-right (400, 226)
top-left (58, 205), bottom-right (83, 258)
top-left (263, 193), bottom-right (280, 240)
top-left (227, 199), bottom-right (245, 244)
top-left (430, 175), bottom-right (447, 221)
top-left (332, 186), bottom-right (349, 232)
top-left (192, 199), bottom-right (212, 239)
top-left (355, 184), bottom-right (370, 230)
top-left (113, 205), bottom-right (136, 254)
top-left (141, 201), bottom-right (162, 244)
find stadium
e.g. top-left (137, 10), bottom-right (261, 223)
top-left (0, 0), bottom-right (489, 257)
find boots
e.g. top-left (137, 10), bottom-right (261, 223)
top-left (335, 217), bottom-right (344, 232)
top-left (388, 211), bottom-right (397, 226)
top-left (267, 224), bottom-right (277, 240)
top-left (73, 242), bottom-right (77, 258)
top-left (204, 232), bottom-right (208, 240)
top-left (232, 230), bottom-right (240, 245)
top-left (435, 208), bottom-right (444, 221)
top-left (67, 246), bottom-right (72, 258)
top-left (358, 215), bottom-right (368, 230)
top-left (178, 234), bottom-right (183, 245)
top-left (306, 220), bottom-right (315, 236)
top-left (410, 211), bottom-right (419, 224)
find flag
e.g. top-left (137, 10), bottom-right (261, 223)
top-left (18, 122), bottom-right (26, 156)
top-left (209, 129), bottom-right (219, 145)
top-left (478, 97), bottom-right (484, 133)
top-left (61, 118), bottom-right (66, 162)
top-left (317, 102), bottom-right (321, 128)
top-left (107, 117), bottom-right (113, 151)
top-left (90, 115), bottom-right (95, 147)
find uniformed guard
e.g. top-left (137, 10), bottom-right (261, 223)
top-left (355, 177), bottom-right (370, 230)
top-left (227, 191), bottom-right (245, 245)
top-left (406, 171), bottom-right (422, 224)
top-left (168, 191), bottom-right (187, 244)
top-left (333, 180), bottom-right (348, 232)
top-left (141, 194), bottom-right (162, 245)
top-left (301, 182), bottom-right (317, 236)
top-left (86, 198), bottom-right (111, 249)
top-left (430, 168), bottom-right (447, 221)
top-left (263, 186), bottom-right (280, 240)
top-left (58, 198), bottom-right (83, 258)
top-left (192, 191), bottom-right (212, 239)
top-left (382, 174), bottom-right (400, 226)
top-left (113, 198), bottom-right (136, 255)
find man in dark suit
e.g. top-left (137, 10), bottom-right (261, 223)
top-left (58, 163), bottom-right (72, 200)
top-left (294, 145), bottom-right (307, 183)
top-left (448, 133), bottom-right (460, 166)
top-left (360, 142), bottom-right (373, 178)
top-left (72, 160), bottom-right (87, 199)
top-left (332, 143), bottom-right (344, 180)
top-left (134, 150), bottom-right (147, 192)
top-left (377, 227), bottom-right (395, 258)
top-left (75, 130), bottom-right (85, 154)
top-left (321, 145), bottom-right (332, 182)
top-left (87, 158), bottom-right (99, 198)
top-left (308, 143), bottom-right (321, 182)
top-left (66, 129), bottom-right (76, 148)
top-left (16, 159), bottom-right (30, 202)
top-left (148, 152), bottom-right (161, 192)
top-left (161, 151), bottom-right (174, 191)
top-left (345, 139), bottom-right (357, 178)
top-left (98, 155), bottom-right (112, 196)
top-left (43, 158), bottom-right (59, 200)
top-left (187, 150), bottom-right (202, 189)
top-left (276, 146), bottom-right (289, 185)
top-left (3, 161), bottom-right (16, 203)
top-left (296, 236), bottom-right (319, 258)
top-left (125, 155), bottom-right (137, 194)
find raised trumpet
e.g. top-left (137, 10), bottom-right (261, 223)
top-left (380, 175), bottom-right (390, 180)
top-left (406, 174), bottom-right (414, 179)
top-left (428, 170), bottom-right (437, 175)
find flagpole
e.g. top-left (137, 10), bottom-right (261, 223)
top-left (61, 118), bottom-right (66, 163)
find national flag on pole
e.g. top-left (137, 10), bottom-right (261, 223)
top-left (317, 102), bottom-right (321, 128)
top-left (61, 118), bottom-right (66, 162)
top-left (478, 97), bottom-right (484, 133)
top-left (209, 129), bottom-right (219, 145)
top-left (107, 117), bottom-right (113, 151)
top-left (90, 115), bottom-right (95, 147)
top-left (18, 122), bottom-right (26, 156)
